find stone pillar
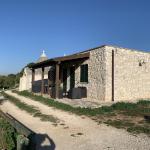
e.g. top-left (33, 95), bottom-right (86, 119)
top-left (32, 69), bottom-right (35, 92)
top-left (67, 68), bottom-right (70, 92)
top-left (48, 77), bottom-right (51, 97)
top-left (41, 67), bottom-right (44, 95)
top-left (55, 63), bottom-right (60, 98)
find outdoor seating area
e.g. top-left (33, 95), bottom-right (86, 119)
top-left (30, 52), bottom-right (90, 100)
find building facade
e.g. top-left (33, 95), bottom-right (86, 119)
top-left (20, 45), bottom-right (150, 102)
top-left (19, 51), bottom-right (49, 91)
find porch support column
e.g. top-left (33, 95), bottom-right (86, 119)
top-left (48, 77), bottom-right (51, 97)
top-left (41, 67), bottom-right (44, 95)
top-left (55, 62), bottom-right (60, 98)
top-left (32, 69), bottom-right (35, 92)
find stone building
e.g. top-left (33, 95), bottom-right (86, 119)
top-left (20, 45), bottom-right (150, 102)
top-left (19, 51), bottom-right (50, 91)
top-left (19, 67), bottom-right (32, 91)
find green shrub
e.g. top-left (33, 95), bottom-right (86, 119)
top-left (0, 116), bottom-right (17, 150)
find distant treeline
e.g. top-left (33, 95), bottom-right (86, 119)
top-left (0, 63), bottom-right (34, 90)
top-left (0, 74), bottom-right (21, 89)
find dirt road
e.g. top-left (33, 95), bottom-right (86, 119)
top-left (0, 91), bottom-right (149, 150)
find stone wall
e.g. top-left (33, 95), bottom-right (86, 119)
top-left (74, 45), bottom-right (150, 102)
top-left (19, 68), bottom-right (32, 91)
top-left (20, 45), bottom-right (150, 102)
top-left (19, 67), bottom-right (50, 91)
top-left (74, 47), bottom-right (106, 102)
top-left (105, 46), bottom-right (150, 102)
top-left (34, 67), bottom-right (50, 81)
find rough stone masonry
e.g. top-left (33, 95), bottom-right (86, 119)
top-left (73, 45), bottom-right (150, 102)
top-left (19, 45), bottom-right (150, 103)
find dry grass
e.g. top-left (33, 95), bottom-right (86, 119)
top-left (12, 90), bottom-right (150, 135)
top-left (2, 92), bottom-right (59, 124)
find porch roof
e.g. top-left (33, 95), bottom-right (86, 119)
top-left (30, 51), bottom-right (90, 69)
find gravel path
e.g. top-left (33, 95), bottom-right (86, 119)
top-left (0, 91), bottom-right (150, 150)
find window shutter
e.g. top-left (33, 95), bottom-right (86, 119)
top-left (80, 64), bottom-right (88, 83)
top-left (85, 64), bottom-right (88, 82)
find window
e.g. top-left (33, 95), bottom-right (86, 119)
top-left (80, 64), bottom-right (88, 83)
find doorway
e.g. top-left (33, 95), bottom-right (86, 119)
top-left (70, 66), bottom-right (75, 89)
top-left (63, 68), bottom-right (67, 96)
top-left (62, 66), bottom-right (75, 97)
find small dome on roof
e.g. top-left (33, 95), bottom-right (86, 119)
top-left (40, 50), bottom-right (47, 57)
top-left (37, 50), bottom-right (48, 62)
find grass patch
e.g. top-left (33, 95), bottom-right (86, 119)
top-left (111, 102), bottom-right (137, 111)
top-left (104, 119), bottom-right (150, 135)
top-left (13, 90), bottom-right (115, 116)
top-left (0, 114), bottom-right (17, 150)
top-left (137, 100), bottom-right (150, 106)
top-left (14, 90), bottom-right (150, 117)
top-left (34, 112), bottom-right (58, 123)
top-left (104, 119), bottom-right (135, 129)
top-left (3, 92), bottom-right (39, 115)
top-left (12, 90), bottom-right (150, 135)
top-left (127, 125), bottom-right (150, 135)
top-left (2, 92), bottom-right (59, 123)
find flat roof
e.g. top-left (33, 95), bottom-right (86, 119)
top-left (30, 44), bottom-right (150, 69)
top-left (31, 51), bottom-right (90, 69)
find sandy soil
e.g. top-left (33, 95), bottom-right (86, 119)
top-left (0, 91), bottom-right (150, 150)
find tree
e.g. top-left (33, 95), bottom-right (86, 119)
top-left (26, 62), bottom-right (35, 68)
top-left (0, 62), bottom-right (34, 89)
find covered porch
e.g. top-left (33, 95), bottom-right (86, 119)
top-left (30, 52), bottom-right (90, 99)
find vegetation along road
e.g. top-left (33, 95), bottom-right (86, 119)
top-left (0, 90), bottom-right (150, 150)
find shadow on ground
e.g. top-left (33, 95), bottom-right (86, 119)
top-left (35, 134), bottom-right (56, 150)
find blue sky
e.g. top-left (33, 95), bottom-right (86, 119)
top-left (0, 0), bottom-right (150, 74)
